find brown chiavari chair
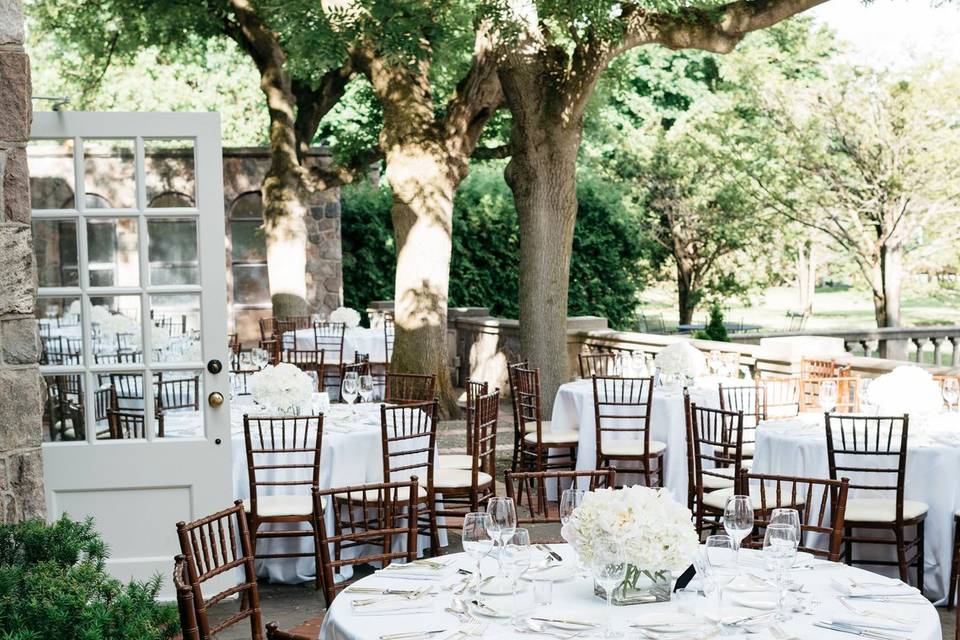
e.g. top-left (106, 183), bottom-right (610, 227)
top-left (503, 469), bottom-right (615, 543)
top-left (801, 374), bottom-right (861, 413)
top-left (578, 351), bottom-right (620, 378)
top-left (825, 413), bottom-right (926, 589)
top-left (94, 350), bottom-right (143, 364)
top-left (313, 322), bottom-right (346, 393)
top-left (107, 409), bottom-right (158, 439)
top-left (438, 379), bottom-right (489, 471)
top-left (950, 512), bottom-right (960, 607)
top-left (686, 396), bottom-right (745, 535)
top-left (175, 501), bottom-right (264, 639)
top-left (155, 376), bottom-right (200, 412)
top-left (435, 389), bottom-right (500, 529)
top-left (718, 380), bottom-right (761, 460)
top-left (281, 348), bottom-right (326, 392)
top-left (116, 331), bottom-right (138, 353)
top-left (592, 375), bottom-right (662, 487)
top-left (801, 357), bottom-right (845, 380)
top-left (228, 333), bottom-right (241, 369)
top-left (339, 402), bottom-right (439, 555)
top-left (259, 317), bottom-right (276, 342)
top-left (384, 372), bottom-right (437, 405)
top-left (40, 335), bottom-right (80, 365)
top-left (514, 366), bottom-right (578, 476)
top-left (507, 360), bottom-right (529, 472)
top-left (94, 385), bottom-right (116, 423)
top-left (110, 372), bottom-right (146, 404)
top-left (735, 469), bottom-right (850, 562)
top-left (173, 555), bottom-right (200, 640)
top-left (243, 414), bottom-right (325, 590)
top-left (760, 375), bottom-right (801, 419)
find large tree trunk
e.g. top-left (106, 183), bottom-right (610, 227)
top-left (504, 125), bottom-right (580, 418)
top-left (797, 239), bottom-right (816, 315)
top-left (871, 242), bottom-right (905, 359)
top-left (263, 166), bottom-right (311, 318)
top-left (676, 264), bottom-right (696, 326)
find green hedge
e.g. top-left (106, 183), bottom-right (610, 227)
top-left (340, 164), bottom-right (653, 329)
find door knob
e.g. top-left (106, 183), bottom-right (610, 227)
top-left (207, 359), bottom-right (223, 374)
top-left (208, 391), bottom-right (225, 407)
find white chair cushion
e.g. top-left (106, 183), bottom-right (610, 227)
top-left (334, 485), bottom-right (428, 503)
top-left (843, 498), bottom-right (929, 524)
top-left (523, 430), bottom-right (579, 445)
top-left (741, 443), bottom-right (756, 458)
top-left (600, 439), bottom-right (666, 457)
top-left (702, 487), bottom-right (802, 512)
top-left (701, 467), bottom-right (736, 491)
top-left (243, 495), bottom-right (314, 517)
top-left (522, 420), bottom-right (550, 433)
top-left (437, 454), bottom-right (474, 470)
top-left (434, 468), bottom-right (494, 490)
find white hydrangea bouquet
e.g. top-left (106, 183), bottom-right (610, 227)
top-left (561, 485), bottom-right (699, 604)
top-left (329, 306), bottom-right (361, 328)
top-left (249, 363), bottom-right (314, 414)
top-left (866, 365), bottom-right (943, 420)
top-left (654, 342), bottom-right (706, 385)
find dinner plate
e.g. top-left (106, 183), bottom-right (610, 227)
top-left (703, 606), bottom-right (763, 624)
top-left (520, 564), bottom-right (576, 582)
top-left (727, 574), bottom-right (775, 593)
top-left (630, 613), bottom-right (703, 633)
top-left (729, 593), bottom-right (777, 610)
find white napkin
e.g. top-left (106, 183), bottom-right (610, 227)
top-left (830, 577), bottom-right (918, 597)
top-left (350, 598), bottom-right (436, 616)
top-left (375, 560), bottom-right (459, 581)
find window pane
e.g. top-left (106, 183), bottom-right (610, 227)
top-left (33, 219), bottom-right (79, 287)
top-left (150, 294), bottom-right (201, 364)
top-left (87, 218), bottom-right (140, 287)
top-left (155, 370), bottom-right (203, 438)
top-left (230, 191), bottom-right (262, 218)
top-left (89, 295), bottom-right (142, 360)
top-left (83, 139), bottom-right (136, 209)
top-left (145, 139), bottom-right (196, 207)
top-left (231, 219), bottom-right (266, 262)
top-left (37, 296), bottom-right (82, 366)
top-left (148, 219), bottom-right (198, 285)
top-left (94, 371), bottom-right (146, 440)
top-left (42, 374), bottom-right (85, 442)
top-left (233, 264), bottom-right (270, 306)
top-left (28, 139), bottom-right (75, 209)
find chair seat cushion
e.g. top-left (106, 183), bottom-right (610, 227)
top-left (702, 487), bottom-right (802, 512)
top-left (523, 430), bottom-right (579, 445)
top-left (844, 498), bottom-right (929, 524)
top-left (701, 467), bottom-right (737, 491)
top-left (522, 420), bottom-right (549, 433)
top-left (243, 495), bottom-right (314, 517)
top-left (600, 439), bottom-right (666, 457)
top-left (434, 468), bottom-right (494, 490)
top-left (437, 454), bottom-right (474, 470)
top-left (334, 485), bottom-right (428, 502)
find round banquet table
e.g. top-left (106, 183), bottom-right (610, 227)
top-left (549, 379), bottom-right (719, 503)
top-left (288, 327), bottom-right (388, 363)
top-left (164, 398), bottom-right (446, 584)
top-left (752, 411), bottom-right (960, 605)
top-left (319, 544), bottom-right (942, 640)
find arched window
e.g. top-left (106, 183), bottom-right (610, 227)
top-left (229, 191), bottom-right (269, 307)
top-left (147, 191), bottom-right (195, 208)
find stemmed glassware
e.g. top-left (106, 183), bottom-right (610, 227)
top-left (462, 512), bottom-right (495, 604)
top-left (503, 529), bottom-right (532, 625)
top-left (769, 508), bottom-right (802, 545)
top-left (341, 371), bottom-right (359, 406)
top-left (943, 378), bottom-right (959, 412)
top-left (559, 488), bottom-right (588, 577)
top-left (591, 541), bottom-right (627, 638)
top-left (484, 496), bottom-right (517, 593)
top-left (819, 380), bottom-right (838, 412)
top-left (250, 347), bottom-right (269, 370)
top-left (358, 373), bottom-right (375, 403)
top-left (704, 534), bottom-right (737, 623)
top-left (723, 494), bottom-right (754, 568)
top-left (763, 523), bottom-right (798, 621)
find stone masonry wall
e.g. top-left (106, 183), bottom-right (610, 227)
top-left (0, 0), bottom-right (45, 523)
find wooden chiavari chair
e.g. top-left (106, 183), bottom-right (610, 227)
top-left (508, 360), bottom-right (529, 472)
top-left (242, 414), bottom-right (325, 589)
top-left (155, 376), bottom-right (200, 412)
top-left (514, 366), bottom-right (578, 476)
top-left (718, 380), bottom-right (761, 460)
top-left (435, 389), bottom-right (499, 529)
top-left (760, 375), bottom-right (801, 419)
top-left (438, 379), bottom-right (488, 470)
top-left (116, 331), bottom-right (138, 353)
top-left (384, 372), bottom-right (437, 404)
top-left (94, 351), bottom-right (143, 364)
top-left (825, 413), bottom-right (927, 589)
top-left (173, 555), bottom-right (200, 640)
top-left (341, 352), bottom-right (371, 377)
top-left (107, 409), bottom-right (157, 439)
top-left (592, 375), bottom-right (662, 487)
top-left (686, 396), bottom-right (745, 535)
top-left (282, 347), bottom-right (325, 392)
top-left (313, 322), bottom-right (345, 393)
top-left (40, 335), bottom-right (80, 365)
top-left (259, 317), bottom-right (276, 343)
top-left (175, 501), bottom-right (264, 639)
top-left (504, 469), bottom-right (615, 543)
top-left (578, 351), bottom-right (620, 378)
top-left (735, 469), bottom-right (850, 562)
top-left (228, 333), bottom-right (241, 369)
top-left (801, 357), bottom-right (845, 380)
top-left (800, 374), bottom-right (860, 413)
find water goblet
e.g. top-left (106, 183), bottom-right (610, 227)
top-left (503, 529), bottom-right (532, 625)
top-left (462, 512), bottom-right (495, 604)
top-left (819, 380), bottom-right (838, 412)
top-left (358, 374), bottom-right (375, 402)
top-left (591, 542), bottom-right (627, 638)
top-left (559, 488), bottom-right (588, 577)
top-left (341, 371), bottom-right (359, 405)
top-left (723, 494), bottom-right (754, 567)
top-left (769, 508), bottom-right (802, 545)
top-left (704, 534), bottom-right (737, 624)
top-left (763, 523), bottom-right (798, 621)
top-left (485, 497), bottom-right (517, 592)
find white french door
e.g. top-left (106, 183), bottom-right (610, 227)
top-left (30, 112), bottom-right (233, 597)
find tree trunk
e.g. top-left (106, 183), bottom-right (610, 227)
top-left (676, 266), bottom-right (696, 326)
top-left (796, 240), bottom-right (816, 315)
top-left (880, 242), bottom-right (902, 328)
top-left (505, 127), bottom-right (580, 418)
top-left (263, 165), bottom-right (311, 318)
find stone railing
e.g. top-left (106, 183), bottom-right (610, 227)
top-left (727, 326), bottom-right (960, 366)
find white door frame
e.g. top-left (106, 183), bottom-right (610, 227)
top-left (32, 112), bottom-right (233, 597)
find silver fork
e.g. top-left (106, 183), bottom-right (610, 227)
top-left (838, 597), bottom-right (916, 625)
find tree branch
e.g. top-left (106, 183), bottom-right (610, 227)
top-left (471, 144), bottom-right (512, 160)
top-left (292, 60), bottom-right (356, 161)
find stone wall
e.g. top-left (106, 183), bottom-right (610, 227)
top-left (0, 0), bottom-right (45, 523)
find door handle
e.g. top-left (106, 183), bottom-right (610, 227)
top-left (207, 359), bottom-right (223, 374)
top-left (208, 392), bottom-right (224, 407)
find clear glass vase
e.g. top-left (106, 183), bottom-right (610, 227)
top-left (594, 566), bottom-right (672, 605)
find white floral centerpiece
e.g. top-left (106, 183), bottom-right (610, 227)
top-left (249, 363), bottom-right (314, 415)
top-left (654, 342), bottom-right (706, 385)
top-left (99, 312), bottom-right (137, 336)
top-left (866, 365), bottom-right (942, 420)
top-left (561, 485), bottom-right (699, 604)
top-left (90, 305), bottom-right (113, 326)
top-left (329, 306), bottom-right (361, 328)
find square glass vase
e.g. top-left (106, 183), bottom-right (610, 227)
top-left (594, 567), bottom-right (672, 606)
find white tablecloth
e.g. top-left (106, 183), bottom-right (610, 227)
top-left (320, 545), bottom-right (942, 640)
top-left (752, 412), bottom-right (960, 604)
top-left (550, 380), bottom-right (716, 502)
top-left (289, 327), bottom-right (387, 364)
top-left (165, 398), bottom-right (445, 584)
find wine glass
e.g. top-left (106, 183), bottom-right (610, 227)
top-left (462, 512), bottom-right (495, 604)
top-left (502, 529), bottom-right (532, 625)
top-left (704, 534), bottom-right (737, 623)
top-left (859, 378), bottom-right (876, 414)
top-left (769, 508), bottom-right (802, 546)
top-left (559, 488), bottom-right (588, 577)
top-left (819, 380), bottom-right (838, 412)
top-left (723, 494), bottom-right (754, 567)
top-left (631, 352), bottom-right (647, 377)
top-left (763, 523), bottom-right (798, 621)
top-left (358, 374), bottom-right (375, 402)
top-left (340, 371), bottom-right (359, 405)
top-left (485, 497), bottom-right (517, 590)
top-left (251, 348), bottom-right (269, 370)
top-left (591, 541), bottom-right (627, 638)
top-left (943, 378), bottom-right (959, 412)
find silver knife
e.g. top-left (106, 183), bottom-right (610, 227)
top-left (814, 622), bottom-right (903, 640)
top-left (537, 543), bottom-right (563, 562)
top-left (380, 631), bottom-right (447, 640)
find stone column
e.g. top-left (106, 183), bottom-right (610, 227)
top-left (0, 0), bottom-right (45, 523)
